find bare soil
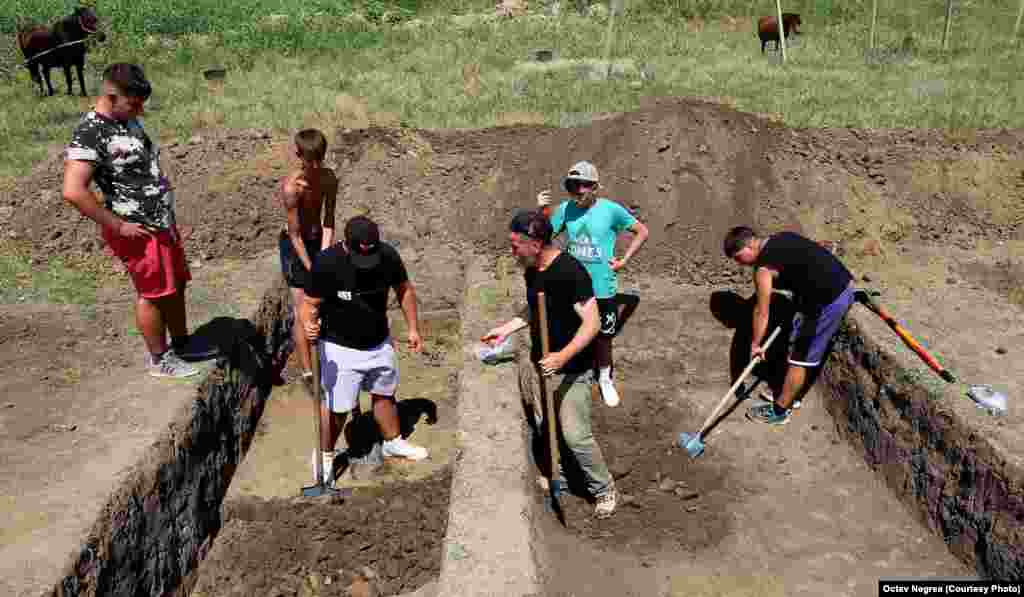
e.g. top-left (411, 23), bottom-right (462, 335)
top-left (1, 95), bottom-right (1021, 595)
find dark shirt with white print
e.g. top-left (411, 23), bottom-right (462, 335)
top-left (306, 242), bottom-right (409, 351)
top-left (65, 111), bottom-right (174, 231)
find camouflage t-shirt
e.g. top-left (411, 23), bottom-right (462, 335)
top-left (65, 111), bottom-right (174, 231)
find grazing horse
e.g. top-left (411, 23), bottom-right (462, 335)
top-left (17, 6), bottom-right (106, 97)
top-left (757, 12), bottom-right (801, 54)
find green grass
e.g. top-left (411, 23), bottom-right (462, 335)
top-left (0, 0), bottom-right (1022, 179)
top-left (0, 246), bottom-right (98, 305)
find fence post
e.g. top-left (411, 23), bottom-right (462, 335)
top-left (942, 0), bottom-right (954, 51)
top-left (775, 0), bottom-right (787, 62)
top-left (870, 0), bottom-right (879, 50)
top-left (1015, 0), bottom-right (1024, 39)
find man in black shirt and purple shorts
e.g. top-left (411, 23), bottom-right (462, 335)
top-left (302, 215), bottom-right (428, 487)
top-left (723, 226), bottom-right (856, 425)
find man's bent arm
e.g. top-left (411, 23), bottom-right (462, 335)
top-left (560, 297), bottom-right (599, 360)
top-left (752, 267), bottom-right (774, 349)
top-left (62, 160), bottom-right (123, 231)
top-left (621, 220), bottom-right (650, 262)
top-left (321, 174), bottom-right (338, 250)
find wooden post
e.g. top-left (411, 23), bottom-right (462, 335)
top-left (602, 0), bottom-right (620, 78)
top-left (869, 0), bottom-right (879, 50)
top-left (942, 0), bottom-right (954, 51)
top-left (1015, 0), bottom-right (1024, 39)
top-left (775, 0), bottom-right (787, 62)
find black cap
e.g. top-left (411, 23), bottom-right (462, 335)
top-left (345, 215), bottom-right (382, 269)
top-left (509, 208), bottom-right (552, 244)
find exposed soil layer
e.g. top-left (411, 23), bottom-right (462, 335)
top-left (190, 472), bottom-right (451, 597)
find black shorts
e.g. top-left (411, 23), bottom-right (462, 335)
top-left (279, 231), bottom-right (322, 289)
top-left (597, 297), bottom-right (619, 337)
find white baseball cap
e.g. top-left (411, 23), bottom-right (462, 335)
top-left (564, 161), bottom-right (599, 191)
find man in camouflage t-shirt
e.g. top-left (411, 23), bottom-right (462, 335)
top-left (62, 63), bottom-right (216, 378)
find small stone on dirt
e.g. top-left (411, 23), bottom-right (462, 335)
top-left (861, 274), bottom-right (872, 282)
top-left (995, 347), bottom-right (1007, 355)
top-left (4, 402), bottom-right (14, 408)
top-left (189, 135), bottom-right (203, 145)
top-left (191, 260), bottom-right (202, 269)
top-left (658, 477), bottom-right (675, 492)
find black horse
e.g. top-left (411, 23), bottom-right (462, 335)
top-left (17, 6), bottom-right (106, 97)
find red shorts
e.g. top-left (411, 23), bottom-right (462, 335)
top-left (102, 226), bottom-right (191, 299)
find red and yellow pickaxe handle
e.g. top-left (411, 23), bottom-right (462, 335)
top-left (854, 290), bottom-right (957, 384)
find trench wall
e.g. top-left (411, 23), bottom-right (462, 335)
top-left (822, 313), bottom-right (1024, 581)
top-left (49, 279), bottom-right (293, 597)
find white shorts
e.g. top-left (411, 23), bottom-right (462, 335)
top-left (318, 338), bottom-right (398, 413)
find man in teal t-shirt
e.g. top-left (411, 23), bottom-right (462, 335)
top-left (539, 161), bottom-right (649, 407)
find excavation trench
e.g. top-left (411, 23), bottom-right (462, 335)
top-left (15, 99), bottom-right (1023, 596)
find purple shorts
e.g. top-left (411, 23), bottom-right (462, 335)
top-left (789, 285), bottom-right (855, 367)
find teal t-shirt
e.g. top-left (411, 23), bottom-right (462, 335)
top-left (549, 198), bottom-right (637, 298)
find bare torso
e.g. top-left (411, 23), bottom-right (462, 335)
top-left (282, 167), bottom-right (338, 240)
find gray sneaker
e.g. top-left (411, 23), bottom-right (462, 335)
top-left (148, 350), bottom-right (199, 378)
top-left (594, 481), bottom-right (618, 519)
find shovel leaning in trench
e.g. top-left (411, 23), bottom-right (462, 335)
top-left (854, 289), bottom-right (1007, 415)
top-left (678, 326), bottom-right (782, 459)
top-left (537, 292), bottom-right (567, 526)
top-left (301, 344), bottom-right (352, 499)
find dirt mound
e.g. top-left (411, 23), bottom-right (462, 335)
top-left (4, 97), bottom-right (1022, 299)
top-left (190, 471), bottom-right (451, 597)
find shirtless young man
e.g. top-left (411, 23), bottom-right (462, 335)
top-left (279, 128), bottom-right (339, 389)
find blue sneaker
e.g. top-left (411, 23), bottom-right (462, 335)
top-left (746, 403), bottom-right (791, 425)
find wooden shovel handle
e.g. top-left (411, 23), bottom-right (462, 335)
top-left (698, 326), bottom-right (781, 436)
top-left (537, 292), bottom-right (559, 479)
top-left (311, 341), bottom-right (324, 485)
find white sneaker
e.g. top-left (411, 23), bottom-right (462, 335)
top-left (382, 437), bottom-right (428, 461)
top-left (311, 449), bottom-right (335, 485)
top-left (599, 379), bottom-right (621, 407)
top-left (148, 350), bottom-right (198, 378)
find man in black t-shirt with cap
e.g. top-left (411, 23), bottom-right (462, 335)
top-left (482, 208), bottom-right (618, 519)
top-left (301, 215), bottom-right (427, 487)
top-left (723, 226), bottom-right (856, 426)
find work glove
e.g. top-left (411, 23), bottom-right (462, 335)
top-left (536, 189), bottom-right (552, 207)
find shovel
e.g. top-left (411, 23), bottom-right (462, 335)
top-left (537, 291), bottom-right (567, 526)
top-left (855, 289), bottom-right (1007, 415)
top-left (301, 344), bottom-right (352, 499)
top-left (678, 326), bottom-right (782, 459)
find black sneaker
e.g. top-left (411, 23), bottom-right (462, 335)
top-left (171, 336), bottom-right (220, 362)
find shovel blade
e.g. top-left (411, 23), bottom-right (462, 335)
top-left (677, 432), bottom-right (705, 459)
top-left (967, 385), bottom-right (1008, 415)
top-left (301, 484), bottom-right (353, 499)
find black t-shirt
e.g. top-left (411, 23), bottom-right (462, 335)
top-left (525, 252), bottom-right (596, 375)
top-left (306, 243), bottom-right (408, 350)
top-left (755, 232), bottom-right (853, 316)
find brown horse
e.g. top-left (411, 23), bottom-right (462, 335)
top-left (17, 6), bottom-right (106, 97)
top-left (757, 12), bottom-right (801, 54)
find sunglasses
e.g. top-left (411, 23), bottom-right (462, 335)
top-left (566, 180), bottom-right (596, 193)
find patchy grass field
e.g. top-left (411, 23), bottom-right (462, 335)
top-left (0, 0), bottom-right (1022, 182)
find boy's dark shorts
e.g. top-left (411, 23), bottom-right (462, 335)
top-left (789, 285), bottom-right (855, 367)
top-left (597, 297), bottom-right (619, 337)
top-left (279, 231), bottom-right (322, 289)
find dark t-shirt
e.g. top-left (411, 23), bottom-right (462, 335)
top-left (755, 232), bottom-right (853, 316)
top-left (525, 252), bottom-right (596, 375)
top-left (65, 111), bottom-right (174, 231)
top-left (306, 243), bottom-right (408, 350)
